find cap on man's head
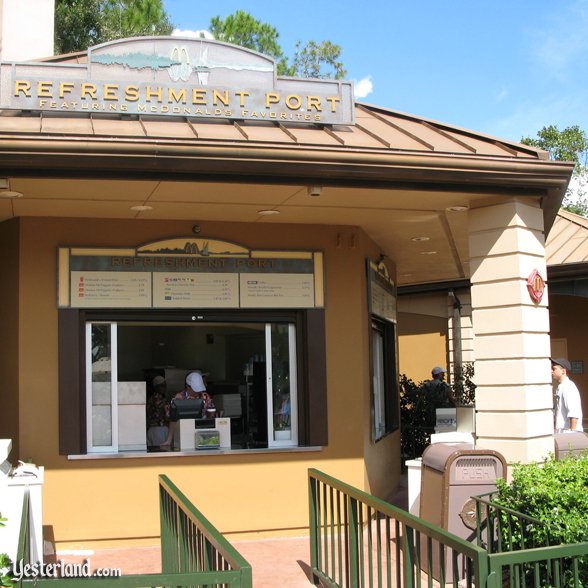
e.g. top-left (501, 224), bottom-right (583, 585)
top-left (432, 366), bottom-right (446, 376)
top-left (186, 371), bottom-right (206, 392)
top-left (551, 357), bottom-right (572, 372)
top-left (152, 375), bottom-right (166, 387)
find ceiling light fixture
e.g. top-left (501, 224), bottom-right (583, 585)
top-left (307, 186), bottom-right (323, 197)
top-left (420, 250), bottom-right (438, 255)
top-left (130, 205), bottom-right (153, 211)
top-left (0, 190), bottom-right (23, 199)
top-left (446, 205), bottom-right (469, 212)
top-left (411, 236), bottom-right (430, 242)
top-left (257, 209), bottom-right (280, 216)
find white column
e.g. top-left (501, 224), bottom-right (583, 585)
top-left (469, 200), bottom-right (554, 464)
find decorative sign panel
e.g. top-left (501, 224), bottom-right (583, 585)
top-left (58, 238), bottom-right (324, 310)
top-left (1, 37), bottom-right (354, 125)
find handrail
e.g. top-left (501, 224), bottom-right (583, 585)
top-left (16, 476), bottom-right (252, 587)
top-left (309, 467), bottom-right (489, 587)
top-left (158, 474), bottom-right (252, 580)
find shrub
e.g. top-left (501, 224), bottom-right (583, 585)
top-left (495, 452), bottom-right (588, 585)
top-left (496, 452), bottom-right (588, 546)
top-left (399, 363), bottom-right (476, 459)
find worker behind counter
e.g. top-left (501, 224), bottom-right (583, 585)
top-left (174, 371), bottom-right (217, 419)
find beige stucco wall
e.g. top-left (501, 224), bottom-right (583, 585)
top-left (10, 216), bottom-right (399, 548)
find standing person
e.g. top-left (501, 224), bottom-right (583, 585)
top-left (146, 375), bottom-right (172, 449)
top-left (552, 357), bottom-right (583, 433)
top-left (174, 371), bottom-right (216, 417)
top-left (423, 366), bottom-right (455, 408)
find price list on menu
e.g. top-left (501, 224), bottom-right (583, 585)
top-left (240, 273), bottom-right (315, 308)
top-left (71, 271), bottom-right (151, 308)
top-left (153, 273), bottom-right (239, 307)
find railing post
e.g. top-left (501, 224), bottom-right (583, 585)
top-left (308, 473), bottom-right (320, 585)
top-left (347, 496), bottom-right (360, 588)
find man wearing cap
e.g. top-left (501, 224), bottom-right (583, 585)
top-left (423, 366), bottom-right (454, 406)
top-left (174, 371), bottom-right (216, 417)
top-left (552, 357), bottom-right (583, 433)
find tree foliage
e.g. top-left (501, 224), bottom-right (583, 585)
top-left (209, 10), bottom-right (286, 64)
top-left (55, 0), bottom-right (173, 54)
top-left (209, 11), bottom-right (346, 79)
top-left (522, 125), bottom-right (588, 216)
top-left (287, 40), bottom-right (347, 80)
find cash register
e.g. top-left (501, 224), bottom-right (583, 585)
top-left (170, 399), bottom-right (223, 450)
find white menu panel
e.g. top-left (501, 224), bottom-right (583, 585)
top-left (240, 273), bottom-right (315, 308)
top-left (371, 281), bottom-right (396, 322)
top-left (71, 271), bottom-right (151, 308)
top-left (153, 273), bottom-right (239, 308)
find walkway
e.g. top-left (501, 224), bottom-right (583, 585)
top-left (53, 477), bottom-right (409, 587)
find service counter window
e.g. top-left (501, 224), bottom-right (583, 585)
top-left (59, 309), bottom-right (327, 455)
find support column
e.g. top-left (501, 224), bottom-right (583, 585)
top-left (469, 199), bottom-right (554, 464)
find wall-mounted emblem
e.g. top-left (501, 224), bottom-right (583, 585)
top-left (527, 269), bottom-right (545, 304)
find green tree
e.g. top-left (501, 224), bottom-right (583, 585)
top-left (288, 40), bottom-right (346, 79)
top-left (54, 0), bottom-right (173, 54)
top-left (521, 125), bottom-right (588, 216)
top-left (209, 10), bottom-right (286, 67)
top-left (209, 11), bottom-right (346, 79)
top-left (55, 0), bottom-right (103, 54)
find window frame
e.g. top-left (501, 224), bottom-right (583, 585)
top-left (370, 316), bottom-right (399, 442)
top-left (59, 308), bottom-right (327, 455)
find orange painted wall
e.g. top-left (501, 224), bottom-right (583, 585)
top-left (10, 216), bottom-right (400, 548)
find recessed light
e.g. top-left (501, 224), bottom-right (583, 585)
top-left (420, 251), bottom-right (437, 255)
top-left (411, 236), bottom-right (430, 242)
top-left (130, 205), bottom-right (153, 211)
top-left (257, 209), bottom-right (280, 216)
top-left (0, 190), bottom-right (23, 199)
top-left (446, 205), bottom-right (469, 212)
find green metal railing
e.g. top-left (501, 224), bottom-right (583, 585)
top-left (15, 475), bottom-right (252, 587)
top-left (309, 469), bottom-right (588, 588)
top-left (473, 492), bottom-right (588, 588)
top-left (309, 468), bottom-right (490, 587)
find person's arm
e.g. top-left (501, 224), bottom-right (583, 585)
top-left (569, 417), bottom-right (579, 431)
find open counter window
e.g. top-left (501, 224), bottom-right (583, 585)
top-left (59, 309), bottom-right (327, 455)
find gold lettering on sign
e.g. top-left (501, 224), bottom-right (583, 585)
top-left (14, 80), bottom-right (31, 97)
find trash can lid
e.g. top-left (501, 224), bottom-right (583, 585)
top-left (421, 442), bottom-right (475, 472)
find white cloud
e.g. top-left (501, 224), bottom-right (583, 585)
top-left (172, 28), bottom-right (213, 39)
top-left (354, 76), bottom-right (373, 99)
top-left (527, 0), bottom-right (588, 80)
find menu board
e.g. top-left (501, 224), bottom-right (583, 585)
top-left (58, 239), bottom-right (324, 310)
top-left (70, 271), bottom-right (151, 308)
top-left (367, 260), bottom-right (396, 322)
top-left (240, 274), bottom-right (315, 308)
top-left (153, 273), bottom-right (239, 308)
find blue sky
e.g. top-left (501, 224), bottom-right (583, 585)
top-left (165, 0), bottom-right (588, 144)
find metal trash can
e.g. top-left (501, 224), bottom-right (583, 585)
top-left (554, 432), bottom-right (588, 459)
top-left (419, 443), bottom-right (507, 581)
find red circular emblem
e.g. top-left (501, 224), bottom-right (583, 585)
top-left (527, 269), bottom-right (545, 303)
